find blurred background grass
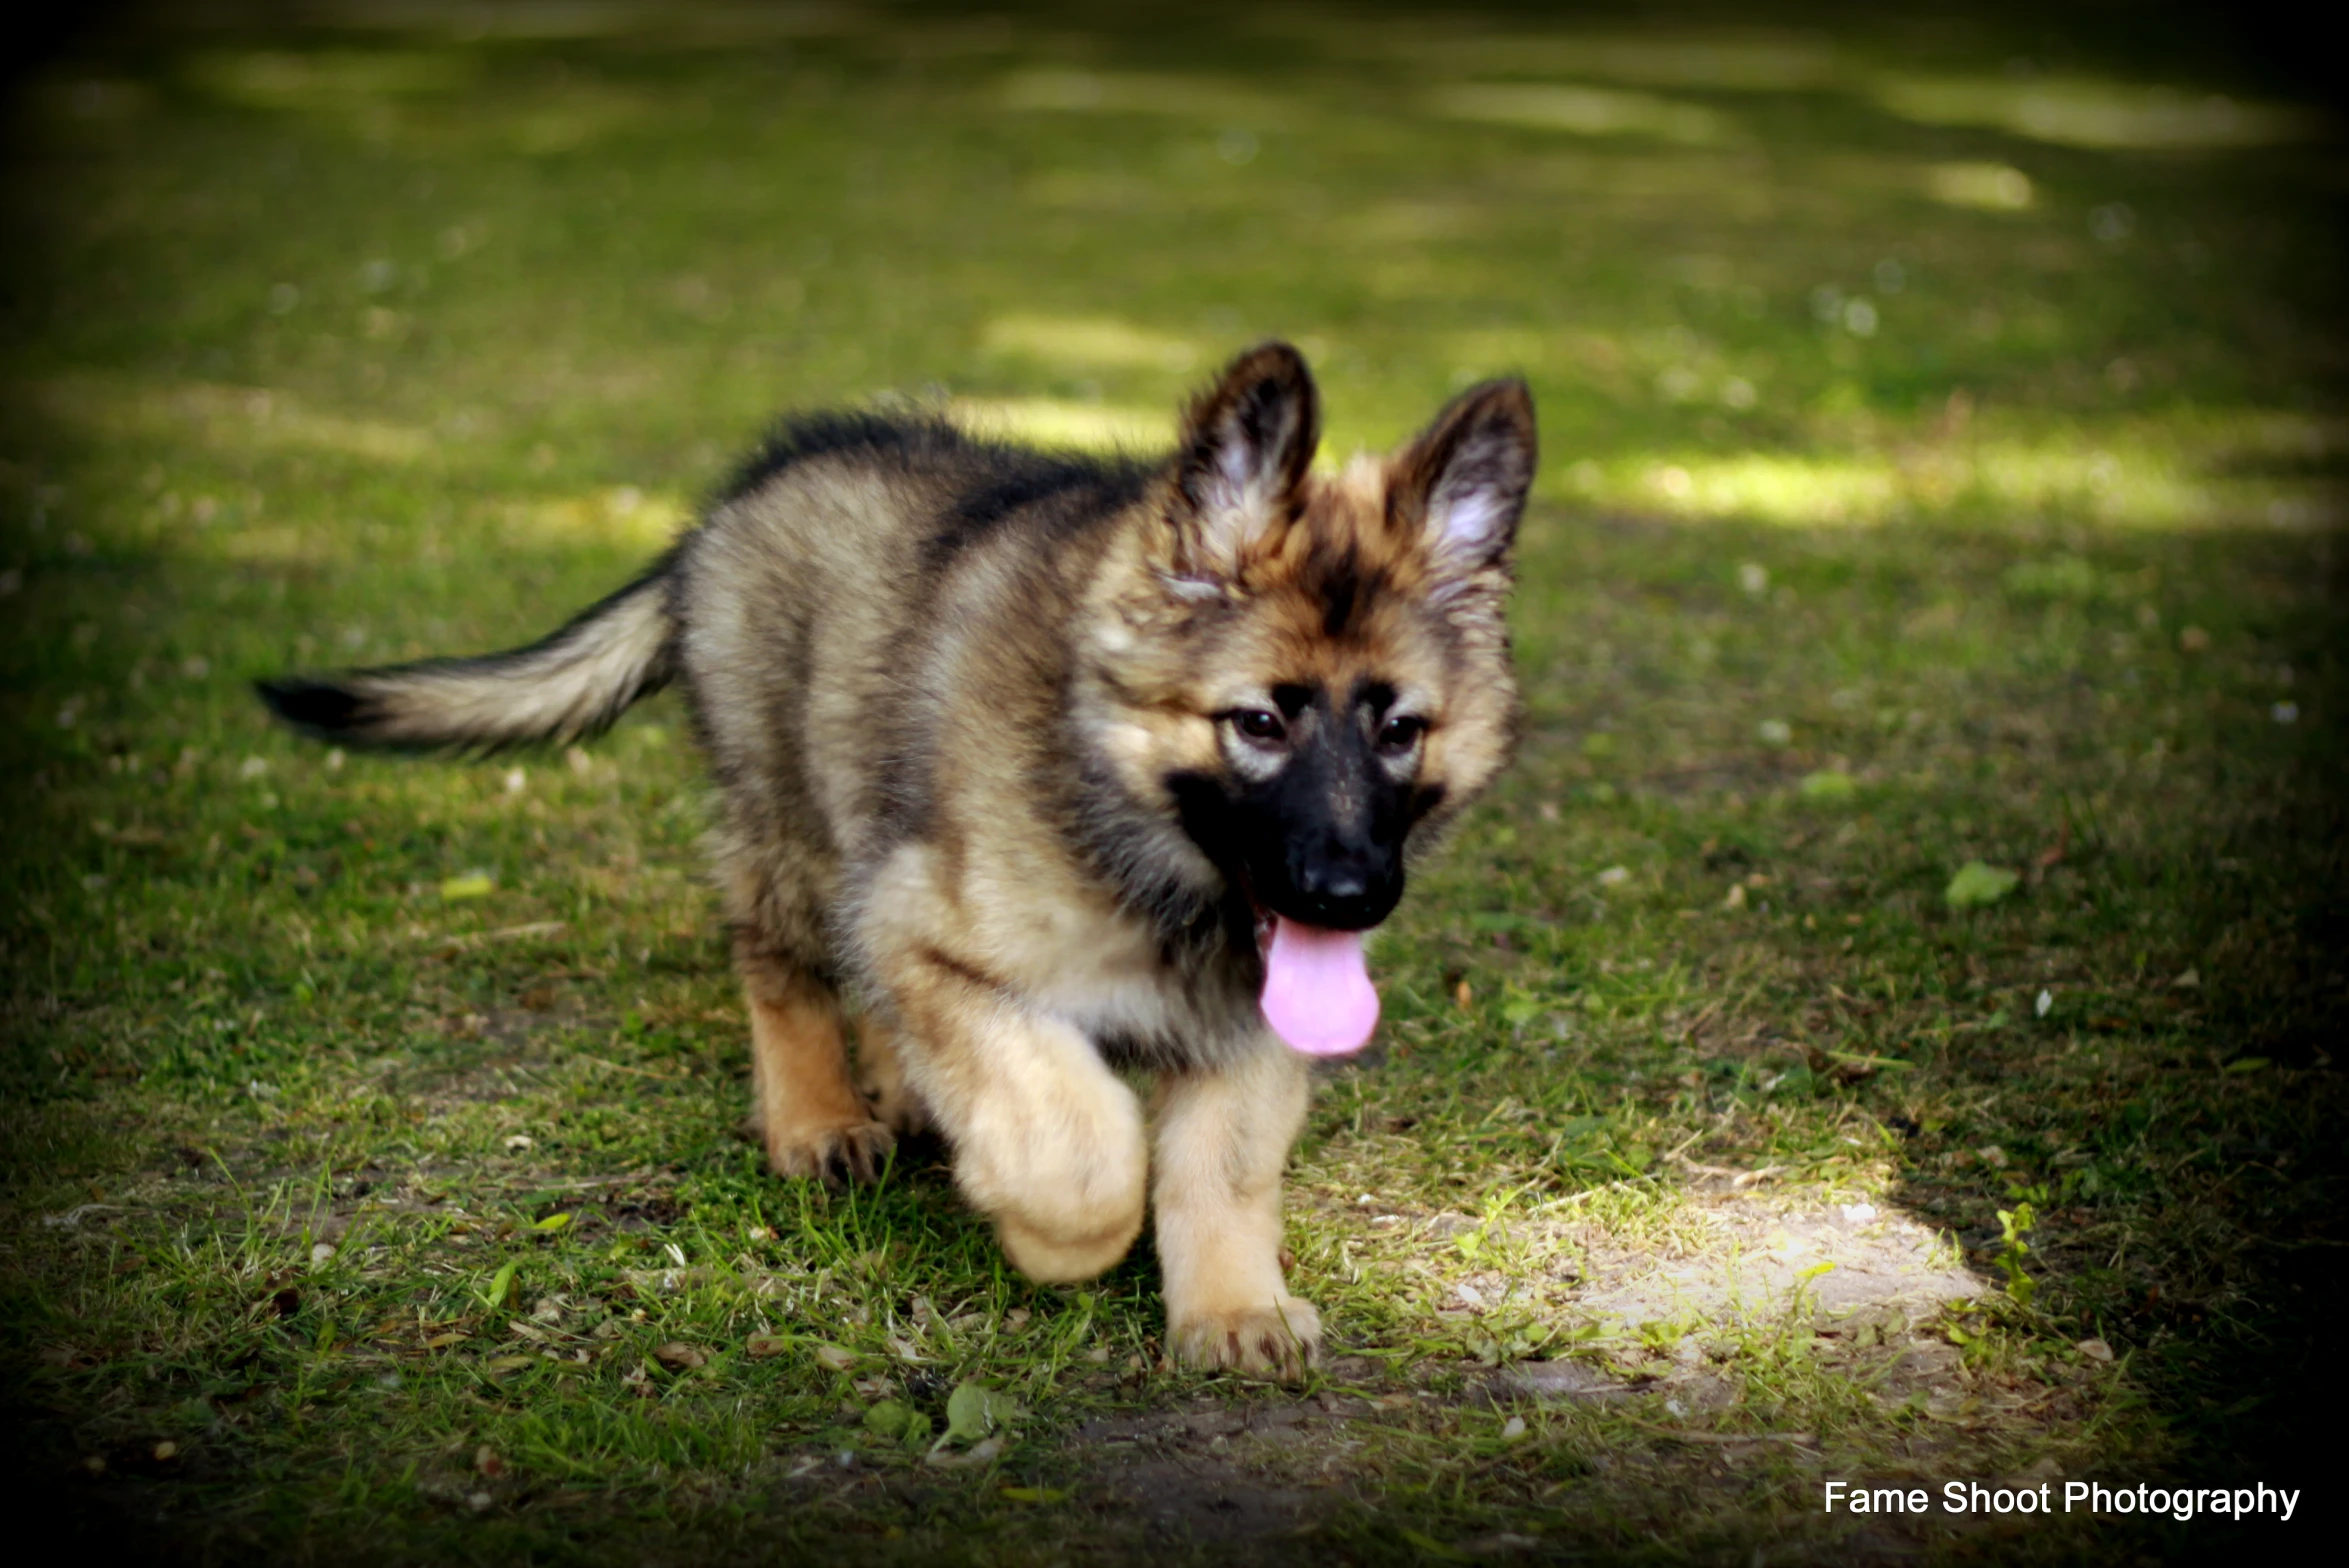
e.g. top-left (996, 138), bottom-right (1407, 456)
top-left (1, 3), bottom-right (2342, 1563)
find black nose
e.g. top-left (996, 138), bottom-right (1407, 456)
top-left (1291, 848), bottom-right (1399, 929)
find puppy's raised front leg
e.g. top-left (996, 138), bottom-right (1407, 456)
top-left (885, 952), bottom-right (1147, 1282)
top-left (1153, 1042), bottom-right (1318, 1379)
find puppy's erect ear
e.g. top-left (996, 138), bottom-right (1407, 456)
top-left (1168, 342), bottom-right (1321, 582)
top-left (1391, 378), bottom-right (1536, 588)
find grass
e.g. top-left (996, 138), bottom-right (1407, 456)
top-left (2, 3), bottom-right (2342, 1563)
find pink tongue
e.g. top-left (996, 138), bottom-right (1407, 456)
top-left (1260, 917), bottom-right (1380, 1057)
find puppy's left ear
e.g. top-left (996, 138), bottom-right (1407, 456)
top-left (1392, 378), bottom-right (1536, 583)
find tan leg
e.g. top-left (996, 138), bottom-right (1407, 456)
top-left (853, 1017), bottom-right (933, 1137)
top-left (746, 974), bottom-right (893, 1184)
top-left (1153, 1043), bottom-right (1319, 1379)
top-left (886, 952), bottom-right (1146, 1282)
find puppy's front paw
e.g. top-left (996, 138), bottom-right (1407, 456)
top-left (1169, 1296), bottom-right (1322, 1380)
top-left (995, 1210), bottom-right (1141, 1284)
top-left (764, 1116), bottom-right (894, 1185)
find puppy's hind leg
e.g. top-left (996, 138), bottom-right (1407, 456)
top-left (738, 939), bottom-right (894, 1184)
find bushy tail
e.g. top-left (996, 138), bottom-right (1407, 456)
top-left (257, 559), bottom-right (677, 752)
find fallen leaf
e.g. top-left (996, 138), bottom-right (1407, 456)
top-left (425, 1331), bottom-right (468, 1350)
top-left (1798, 769), bottom-right (1856, 802)
top-left (653, 1341), bottom-right (706, 1370)
top-left (483, 1354), bottom-right (536, 1374)
top-left (2170, 967), bottom-right (2202, 990)
top-left (474, 1445), bottom-right (505, 1478)
top-left (744, 1332), bottom-right (791, 1359)
top-left (483, 1259), bottom-right (519, 1310)
top-left (152, 1440), bottom-right (179, 1462)
top-left (2076, 1338), bottom-right (2114, 1363)
top-left (1944, 861), bottom-right (2019, 909)
top-left (936, 1379), bottom-right (1021, 1450)
top-left (812, 1343), bottom-right (858, 1372)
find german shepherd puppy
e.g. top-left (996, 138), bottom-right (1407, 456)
top-left (260, 344), bottom-right (1532, 1376)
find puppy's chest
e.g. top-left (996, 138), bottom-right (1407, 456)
top-left (1027, 908), bottom-right (1260, 1068)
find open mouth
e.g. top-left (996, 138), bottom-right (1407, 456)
top-left (1252, 904), bottom-right (1382, 1058)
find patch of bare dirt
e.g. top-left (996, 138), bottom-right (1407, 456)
top-left (1571, 1190), bottom-right (1981, 1328)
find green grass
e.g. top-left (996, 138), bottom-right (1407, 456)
top-left (3, 4), bottom-right (2342, 1562)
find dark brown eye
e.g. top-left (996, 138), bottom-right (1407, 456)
top-left (1233, 709), bottom-right (1286, 743)
top-left (1376, 714), bottom-right (1426, 752)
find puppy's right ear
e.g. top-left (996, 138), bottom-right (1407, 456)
top-left (1166, 342), bottom-right (1321, 584)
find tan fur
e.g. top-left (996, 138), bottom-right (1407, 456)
top-left (260, 345), bottom-right (1533, 1379)
top-left (1153, 1045), bottom-right (1318, 1377)
top-left (744, 971), bottom-right (893, 1183)
top-left (852, 1018), bottom-right (931, 1137)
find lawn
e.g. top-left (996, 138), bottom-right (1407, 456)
top-left (2, 4), bottom-right (2342, 1563)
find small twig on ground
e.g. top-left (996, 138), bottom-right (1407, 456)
top-left (431, 921), bottom-right (569, 953)
top-left (1534, 1177), bottom-right (1652, 1213)
top-left (1670, 1156), bottom-right (1787, 1188)
top-left (572, 1055), bottom-right (684, 1080)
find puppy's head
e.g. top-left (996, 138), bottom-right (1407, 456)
top-left (1085, 342), bottom-right (1533, 934)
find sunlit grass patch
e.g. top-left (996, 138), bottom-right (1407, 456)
top-left (946, 397), bottom-right (1172, 453)
top-left (1869, 73), bottom-right (2336, 150)
top-left (975, 313), bottom-right (1202, 375)
top-left (997, 68), bottom-right (1289, 127)
top-left (1560, 410), bottom-right (2345, 533)
top-left (1427, 83), bottom-right (1737, 146)
top-left (498, 488), bottom-right (691, 554)
top-left (32, 373), bottom-right (438, 468)
top-left (1922, 160), bottom-right (2035, 212)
